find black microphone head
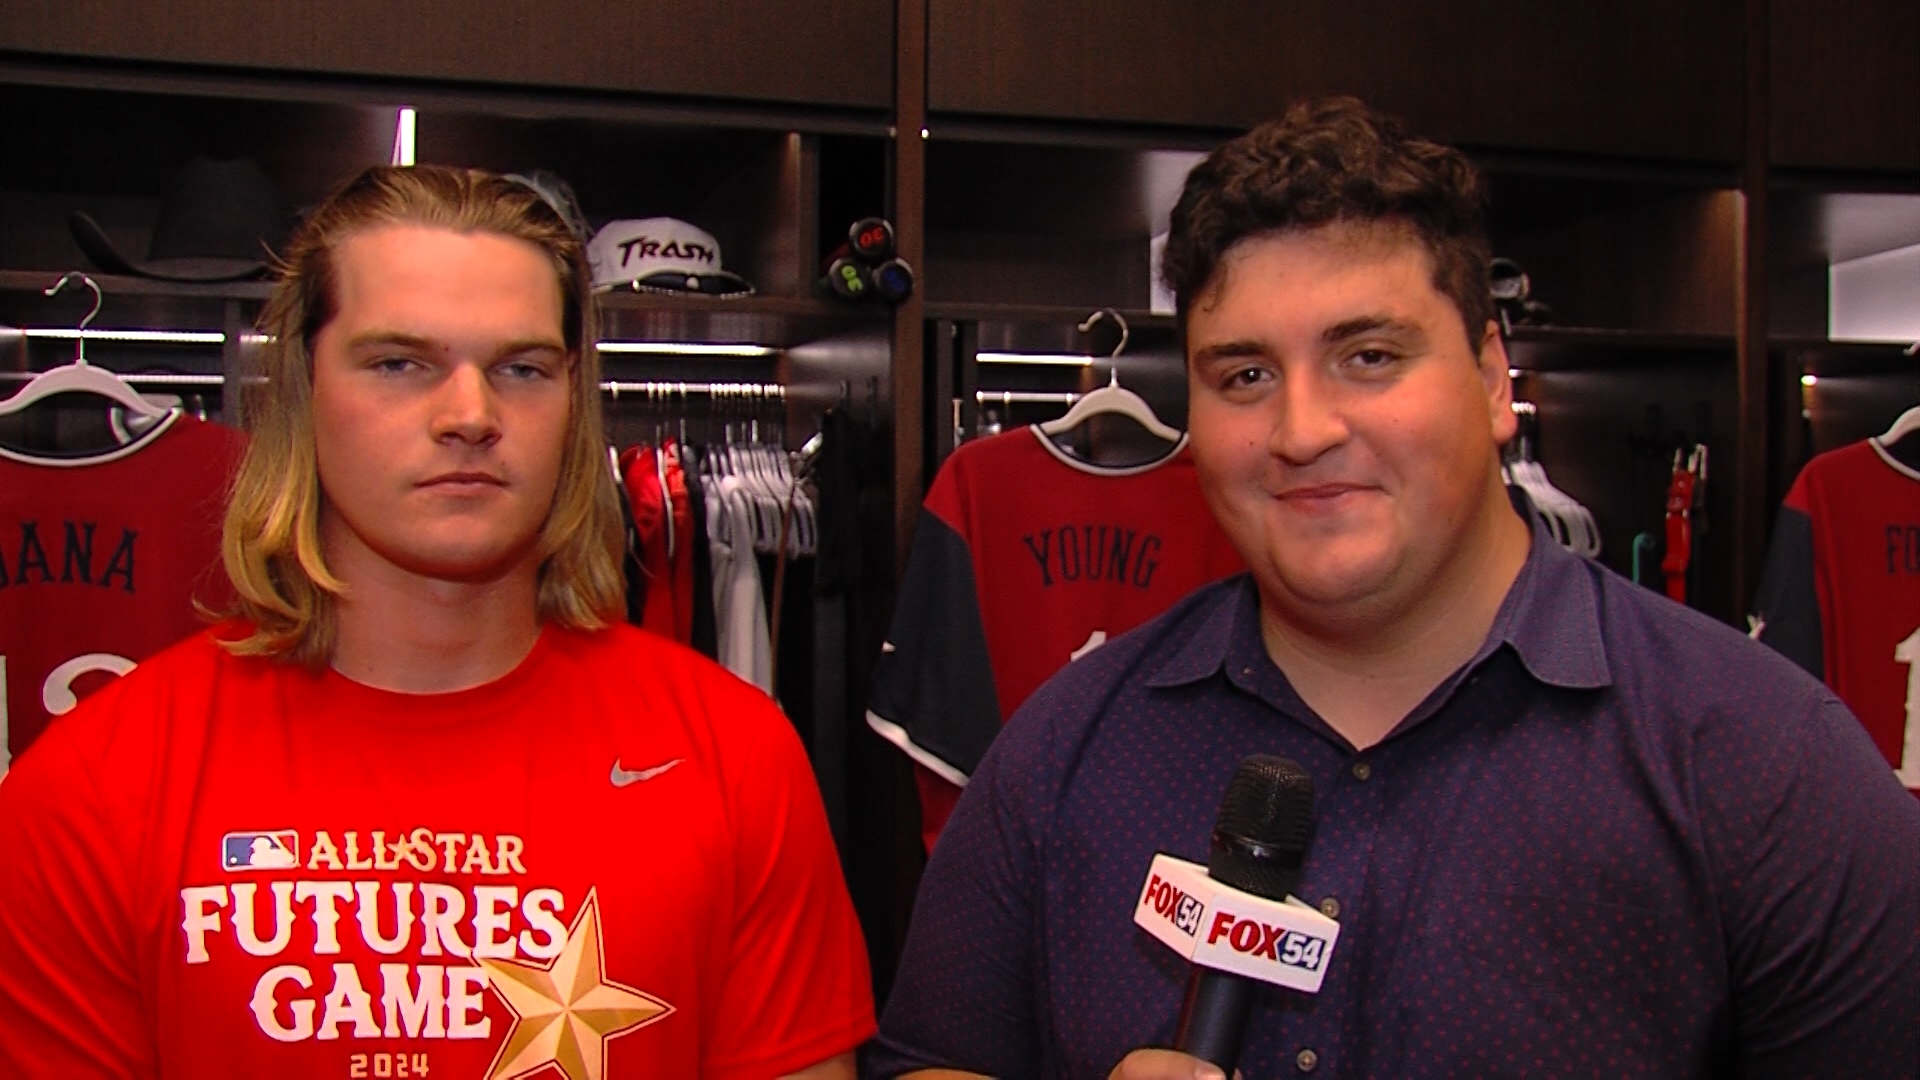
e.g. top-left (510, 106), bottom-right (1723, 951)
top-left (1208, 755), bottom-right (1315, 902)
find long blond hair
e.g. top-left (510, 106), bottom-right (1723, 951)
top-left (220, 164), bottom-right (624, 667)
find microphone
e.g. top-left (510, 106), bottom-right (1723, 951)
top-left (1133, 755), bottom-right (1333, 1076)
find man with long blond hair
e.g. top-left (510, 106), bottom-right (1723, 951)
top-left (0, 165), bottom-right (873, 1079)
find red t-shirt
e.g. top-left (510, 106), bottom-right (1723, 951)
top-left (0, 622), bottom-right (874, 1078)
top-left (0, 413), bottom-right (244, 764)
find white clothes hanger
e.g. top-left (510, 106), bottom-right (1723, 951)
top-left (1878, 405), bottom-right (1920, 446)
top-left (1503, 402), bottom-right (1601, 557)
top-left (1872, 347), bottom-right (1920, 445)
top-left (0, 273), bottom-right (174, 423)
top-left (1038, 367), bottom-right (1185, 443)
top-left (1036, 309), bottom-right (1183, 443)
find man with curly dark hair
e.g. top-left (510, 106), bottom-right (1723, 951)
top-left (870, 98), bottom-right (1919, 1080)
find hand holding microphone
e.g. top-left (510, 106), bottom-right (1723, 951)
top-left (1107, 1048), bottom-right (1240, 1080)
top-left (1131, 755), bottom-right (1333, 1077)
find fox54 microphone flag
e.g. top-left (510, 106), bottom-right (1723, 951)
top-left (1135, 852), bottom-right (1342, 995)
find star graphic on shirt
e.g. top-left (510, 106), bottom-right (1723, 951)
top-left (478, 888), bottom-right (672, 1080)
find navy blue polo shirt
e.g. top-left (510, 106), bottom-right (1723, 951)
top-left (869, 520), bottom-right (1920, 1079)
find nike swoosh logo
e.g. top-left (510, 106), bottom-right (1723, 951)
top-left (610, 758), bottom-right (685, 787)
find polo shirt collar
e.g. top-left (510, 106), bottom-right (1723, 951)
top-left (1501, 507), bottom-right (1612, 690)
top-left (1144, 491), bottom-right (1612, 693)
top-left (1146, 575), bottom-right (1248, 688)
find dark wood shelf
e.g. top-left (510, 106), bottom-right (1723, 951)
top-left (0, 269), bottom-right (266, 343)
top-left (1510, 326), bottom-right (1737, 350)
top-left (0, 269), bottom-right (271, 302)
top-left (923, 301), bottom-right (1173, 329)
top-left (1772, 338), bottom-right (1918, 379)
top-left (596, 290), bottom-right (889, 349)
top-left (1507, 326), bottom-right (1738, 371)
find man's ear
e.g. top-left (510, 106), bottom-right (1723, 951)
top-left (1476, 320), bottom-right (1518, 442)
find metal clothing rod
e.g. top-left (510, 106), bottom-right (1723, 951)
top-left (975, 390), bottom-right (1082, 405)
top-left (600, 380), bottom-right (785, 398)
top-left (0, 370), bottom-right (241, 387)
top-left (3, 372), bottom-right (784, 394)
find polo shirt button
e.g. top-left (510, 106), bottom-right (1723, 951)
top-left (1351, 761), bottom-right (1372, 781)
top-left (1318, 896), bottom-right (1341, 919)
top-left (1295, 1048), bottom-right (1319, 1072)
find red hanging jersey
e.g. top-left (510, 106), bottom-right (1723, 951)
top-left (0, 413), bottom-right (244, 766)
top-left (867, 427), bottom-right (1244, 848)
top-left (1753, 438), bottom-right (1920, 790)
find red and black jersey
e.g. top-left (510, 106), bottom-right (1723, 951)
top-left (866, 427), bottom-right (1243, 847)
top-left (0, 414), bottom-right (244, 766)
top-left (1752, 437), bottom-right (1920, 789)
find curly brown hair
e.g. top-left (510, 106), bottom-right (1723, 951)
top-left (1162, 97), bottom-right (1495, 346)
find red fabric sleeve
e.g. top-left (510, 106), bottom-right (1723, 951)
top-left (913, 764), bottom-right (963, 851)
top-left (704, 677), bottom-right (875, 1077)
top-left (0, 724), bottom-right (155, 1078)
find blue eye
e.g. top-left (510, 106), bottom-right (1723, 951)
top-left (499, 360), bottom-right (553, 381)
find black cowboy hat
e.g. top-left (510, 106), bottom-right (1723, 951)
top-left (69, 157), bottom-right (289, 284)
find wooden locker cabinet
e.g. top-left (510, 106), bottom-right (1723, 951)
top-left (0, 0), bottom-right (895, 110)
top-left (930, 0), bottom-right (1744, 164)
top-left (1771, 0), bottom-right (1920, 173)
top-left (0, 66), bottom-right (894, 417)
top-left (1764, 0), bottom-right (1920, 512)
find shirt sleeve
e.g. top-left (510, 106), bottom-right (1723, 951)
top-left (868, 726), bottom-right (1045, 1079)
top-left (705, 678), bottom-right (876, 1078)
top-left (865, 505), bottom-right (1003, 787)
top-left (1752, 489), bottom-right (1824, 679)
top-left (0, 726), bottom-right (156, 1078)
top-left (1701, 692), bottom-right (1920, 1076)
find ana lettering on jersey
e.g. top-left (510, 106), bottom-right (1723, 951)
top-left (0, 519), bottom-right (138, 592)
top-left (1020, 525), bottom-right (1163, 589)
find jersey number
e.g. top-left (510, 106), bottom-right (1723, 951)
top-left (0, 651), bottom-right (138, 770)
top-left (1070, 630), bottom-right (1109, 663)
top-left (1893, 630), bottom-right (1920, 787)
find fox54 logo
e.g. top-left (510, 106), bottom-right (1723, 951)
top-left (1141, 873), bottom-right (1204, 936)
top-left (1208, 911), bottom-right (1331, 973)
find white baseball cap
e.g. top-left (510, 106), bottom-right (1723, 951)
top-left (588, 217), bottom-right (754, 296)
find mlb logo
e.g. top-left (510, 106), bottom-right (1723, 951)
top-left (1174, 894), bottom-right (1203, 936)
top-left (223, 831), bottom-right (299, 871)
